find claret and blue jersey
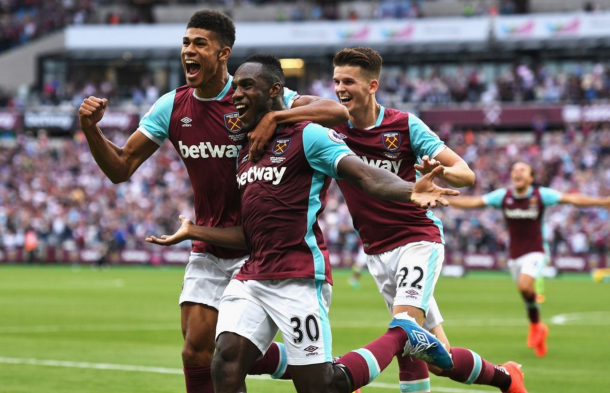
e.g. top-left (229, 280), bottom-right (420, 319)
top-left (482, 185), bottom-right (562, 259)
top-left (235, 121), bottom-right (354, 284)
top-left (334, 106), bottom-right (446, 255)
top-left (137, 76), bottom-right (297, 258)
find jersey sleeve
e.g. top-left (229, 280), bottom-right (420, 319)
top-left (283, 87), bottom-right (299, 109)
top-left (408, 113), bottom-right (446, 159)
top-left (539, 187), bottom-right (563, 207)
top-left (138, 90), bottom-right (176, 145)
top-left (302, 123), bottom-right (354, 179)
top-left (482, 188), bottom-right (507, 208)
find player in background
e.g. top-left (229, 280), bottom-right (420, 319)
top-left (347, 244), bottom-right (367, 290)
top-left (450, 161), bottom-right (610, 357)
top-left (147, 54), bottom-right (458, 393)
top-left (331, 47), bottom-right (527, 393)
top-left (77, 10), bottom-right (349, 393)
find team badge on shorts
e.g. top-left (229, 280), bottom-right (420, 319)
top-left (382, 132), bottom-right (401, 152)
top-left (224, 112), bottom-right (242, 133)
top-left (272, 138), bottom-right (291, 156)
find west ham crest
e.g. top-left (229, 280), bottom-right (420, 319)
top-left (272, 138), bottom-right (291, 156)
top-left (224, 112), bottom-right (242, 133)
top-left (382, 132), bottom-right (401, 152)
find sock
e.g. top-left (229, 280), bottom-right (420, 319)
top-left (248, 342), bottom-right (289, 379)
top-left (524, 292), bottom-right (540, 323)
top-left (398, 355), bottom-right (430, 393)
top-left (184, 365), bottom-right (214, 393)
top-left (335, 327), bottom-right (407, 390)
top-left (438, 347), bottom-right (511, 391)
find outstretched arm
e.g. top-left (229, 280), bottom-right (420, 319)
top-left (79, 96), bottom-right (159, 183)
top-left (448, 196), bottom-right (487, 209)
top-left (337, 156), bottom-right (460, 208)
top-left (249, 95), bottom-right (349, 159)
top-left (560, 193), bottom-right (610, 207)
top-left (146, 216), bottom-right (247, 249)
top-left (414, 147), bottom-right (475, 188)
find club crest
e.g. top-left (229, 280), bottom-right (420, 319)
top-left (382, 132), bottom-right (401, 152)
top-left (272, 138), bottom-right (291, 156)
top-left (224, 112), bottom-right (242, 133)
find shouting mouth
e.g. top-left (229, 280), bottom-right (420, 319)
top-left (235, 103), bottom-right (249, 118)
top-left (185, 59), bottom-right (201, 77)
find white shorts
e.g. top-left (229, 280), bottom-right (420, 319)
top-left (508, 252), bottom-right (546, 281)
top-left (179, 252), bottom-right (248, 309)
top-left (216, 278), bottom-right (333, 366)
top-left (367, 241), bottom-right (444, 331)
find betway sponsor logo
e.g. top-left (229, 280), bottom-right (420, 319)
top-left (503, 207), bottom-right (539, 219)
top-left (237, 166), bottom-right (286, 188)
top-left (179, 141), bottom-right (240, 159)
top-left (359, 156), bottom-right (402, 174)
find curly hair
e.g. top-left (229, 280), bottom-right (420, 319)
top-left (187, 10), bottom-right (236, 49)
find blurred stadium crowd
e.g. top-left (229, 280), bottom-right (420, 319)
top-left (3, 124), bottom-right (609, 257)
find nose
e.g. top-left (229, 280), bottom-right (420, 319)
top-left (183, 42), bottom-right (196, 56)
top-left (232, 86), bottom-right (243, 102)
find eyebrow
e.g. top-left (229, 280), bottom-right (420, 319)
top-left (183, 36), bottom-right (209, 42)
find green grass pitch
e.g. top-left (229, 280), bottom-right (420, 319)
top-left (0, 265), bottom-right (608, 393)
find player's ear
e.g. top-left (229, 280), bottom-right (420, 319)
top-left (218, 46), bottom-right (231, 62)
top-left (369, 79), bottom-right (379, 94)
top-left (269, 82), bottom-right (282, 98)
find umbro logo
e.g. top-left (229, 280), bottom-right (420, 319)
top-left (405, 289), bottom-right (419, 296)
top-left (304, 345), bottom-right (319, 353)
top-left (181, 117), bottom-right (192, 127)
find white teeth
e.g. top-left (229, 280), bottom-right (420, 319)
top-left (185, 60), bottom-right (197, 64)
top-left (235, 104), bottom-right (245, 109)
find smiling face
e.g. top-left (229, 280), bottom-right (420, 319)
top-left (232, 62), bottom-right (278, 132)
top-left (181, 28), bottom-right (228, 88)
top-left (510, 162), bottom-right (534, 191)
top-left (333, 65), bottom-right (378, 116)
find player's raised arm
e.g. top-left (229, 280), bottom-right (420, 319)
top-left (338, 157), bottom-right (459, 208)
top-left (146, 216), bottom-right (248, 249)
top-left (248, 95), bottom-right (349, 160)
top-left (414, 148), bottom-right (475, 188)
top-left (78, 96), bottom-right (159, 183)
top-left (559, 193), bottom-right (610, 207)
top-left (446, 196), bottom-right (487, 209)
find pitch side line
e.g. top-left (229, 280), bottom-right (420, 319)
top-left (0, 357), bottom-right (486, 393)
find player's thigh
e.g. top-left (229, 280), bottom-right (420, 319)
top-left (181, 302), bottom-right (218, 345)
top-left (216, 279), bottom-right (278, 357)
top-left (179, 252), bottom-right (247, 309)
top-left (376, 242), bottom-right (444, 315)
top-left (508, 252), bottom-right (545, 287)
top-left (255, 278), bottom-right (333, 366)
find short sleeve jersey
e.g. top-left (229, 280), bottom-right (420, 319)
top-left (235, 122), bottom-right (354, 284)
top-left (334, 107), bottom-right (446, 255)
top-left (482, 185), bottom-right (562, 259)
top-left (138, 76), bottom-right (298, 258)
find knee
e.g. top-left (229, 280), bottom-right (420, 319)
top-left (211, 345), bottom-right (242, 390)
top-left (182, 340), bottom-right (215, 365)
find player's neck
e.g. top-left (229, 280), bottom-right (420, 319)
top-left (513, 185), bottom-right (531, 197)
top-left (349, 98), bottom-right (380, 129)
top-left (194, 70), bottom-right (230, 99)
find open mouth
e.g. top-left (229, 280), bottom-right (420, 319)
top-left (235, 103), bottom-right (249, 117)
top-left (185, 60), bottom-right (201, 77)
top-left (339, 96), bottom-right (353, 104)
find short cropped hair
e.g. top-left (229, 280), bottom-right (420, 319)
top-left (244, 54), bottom-right (285, 86)
top-left (512, 161), bottom-right (535, 178)
top-left (333, 47), bottom-right (383, 80)
top-left (187, 10), bottom-right (236, 49)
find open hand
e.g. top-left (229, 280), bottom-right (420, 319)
top-left (78, 96), bottom-right (108, 129)
top-left (145, 215), bottom-right (193, 246)
top-left (414, 155), bottom-right (443, 176)
top-left (411, 166), bottom-right (460, 208)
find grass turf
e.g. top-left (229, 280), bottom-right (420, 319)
top-left (0, 265), bottom-right (608, 393)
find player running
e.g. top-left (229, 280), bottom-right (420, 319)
top-left (450, 161), bottom-right (610, 357)
top-left (77, 10), bottom-right (349, 393)
top-left (147, 54), bottom-right (458, 393)
top-left (330, 47), bottom-right (527, 393)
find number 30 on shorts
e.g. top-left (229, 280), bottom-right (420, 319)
top-left (290, 315), bottom-right (320, 344)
